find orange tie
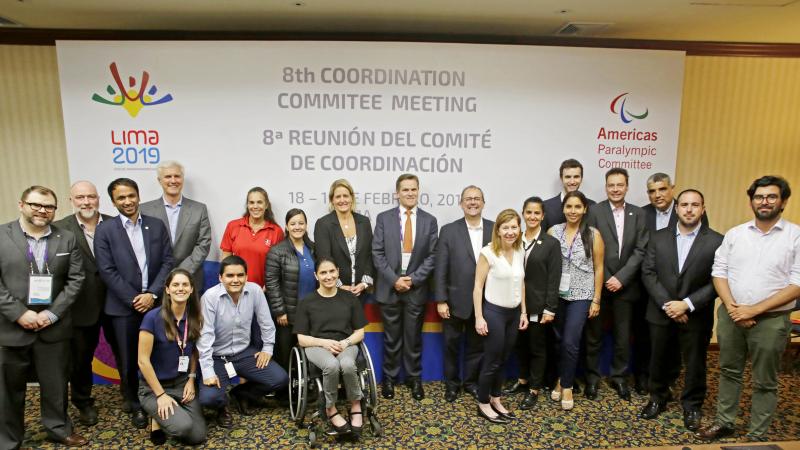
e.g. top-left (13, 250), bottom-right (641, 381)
top-left (403, 209), bottom-right (413, 253)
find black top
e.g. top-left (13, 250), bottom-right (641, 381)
top-left (293, 289), bottom-right (368, 341)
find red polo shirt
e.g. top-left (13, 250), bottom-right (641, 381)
top-left (220, 216), bottom-right (284, 288)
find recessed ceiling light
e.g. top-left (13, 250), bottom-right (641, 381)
top-left (557, 9), bottom-right (570, 14)
top-left (294, 1), bottom-right (305, 6)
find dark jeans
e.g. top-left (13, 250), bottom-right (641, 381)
top-left (198, 346), bottom-right (289, 409)
top-left (553, 299), bottom-right (591, 389)
top-left (478, 302), bottom-right (519, 403)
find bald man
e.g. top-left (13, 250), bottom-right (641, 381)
top-left (54, 181), bottom-right (114, 426)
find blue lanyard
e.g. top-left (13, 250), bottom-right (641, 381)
top-left (27, 240), bottom-right (49, 274)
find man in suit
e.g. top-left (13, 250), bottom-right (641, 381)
top-left (53, 181), bottom-right (113, 426)
top-left (95, 178), bottom-right (174, 429)
top-left (0, 186), bottom-right (88, 448)
top-left (584, 168), bottom-right (649, 401)
top-left (640, 189), bottom-right (722, 431)
top-left (541, 158), bottom-right (596, 233)
top-left (373, 173), bottom-right (438, 400)
top-left (140, 160), bottom-right (211, 291)
top-left (434, 185), bottom-right (492, 402)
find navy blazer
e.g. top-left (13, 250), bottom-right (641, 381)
top-left (642, 226), bottom-right (723, 329)
top-left (434, 217), bottom-right (493, 319)
top-left (372, 206), bottom-right (438, 306)
top-left (95, 214), bottom-right (174, 317)
top-left (542, 193), bottom-right (596, 233)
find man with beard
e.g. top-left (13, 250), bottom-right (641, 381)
top-left (699, 175), bottom-right (800, 440)
top-left (54, 181), bottom-right (114, 425)
top-left (639, 189), bottom-right (722, 431)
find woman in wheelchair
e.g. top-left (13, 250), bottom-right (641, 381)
top-left (293, 257), bottom-right (369, 437)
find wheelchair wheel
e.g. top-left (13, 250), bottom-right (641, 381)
top-left (289, 346), bottom-right (308, 422)
top-left (359, 342), bottom-right (379, 410)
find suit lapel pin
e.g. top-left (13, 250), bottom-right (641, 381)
top-left (537, 240), bottom-right (542, 244)
top-left (145, 226), bottom-right (149, 230)
top-left (628, 212), bottom-right (633, 216)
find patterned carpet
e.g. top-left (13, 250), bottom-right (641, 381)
top-left (21, 352), bottom-right (800, 449)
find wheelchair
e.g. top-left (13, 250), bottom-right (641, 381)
top-left (288, 341), bottom-right (382, 447)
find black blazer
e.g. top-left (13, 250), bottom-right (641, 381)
top-left (642, 202), bottom-right (709, 232)
top-left (588, 200), bottom-right (649, 301)
top-left (542, 193), bottom-right (596, 233)
top-left (53, 213), bottom-right (113, 327)
top-left (434, 217), bottom-right (493, 319)
top-left (314, 211), bottom-right (374, 287)
top-left (523, 233), bottom-right (562, 316)
top-left (642, 226), bottom-right (723, 329)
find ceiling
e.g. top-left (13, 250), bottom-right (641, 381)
top-left (1, 0), bottom-right (800, 44)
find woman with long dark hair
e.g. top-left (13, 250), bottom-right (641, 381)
top-left (547, 191), bottom-right (604, 410)
top-left (265, 208), bottom-right (316, 371)
top-left (137, 268), bottom-right (206, 445)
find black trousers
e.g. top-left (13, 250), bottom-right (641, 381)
top-left (69, 321), bottom-right (108, 408)
top-left (478, 302), bottom-right (519, 403)
top-left (631, 297), bottom-right (651, 383)
top-left (649, 321), bottom-right (713, 411)
top-left (380, 300), bottom-right (425, 380)
top-left (272, 322), bottom-right (296, 375)
top-left (0, 340), bottom-right (72, 449)
top-left (110, 313), bottom-right (144, 410)
top-left (525, 319), bottom-right (555, 389)
top-left (442, 313), bottom-right (482, 390)
top-left (584, 295), bottom-right (633, 384)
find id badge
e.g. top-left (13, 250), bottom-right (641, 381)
top-left (558, 273), bottom-right (571, 297)
top-left (224, 361), bottom-right (237, 378)
top-left (28, 274), bottom-right (53, 305)
top-left (529, 314), bottom-right (539, 323)
top-left (178, 355), bottom-right (190, 373)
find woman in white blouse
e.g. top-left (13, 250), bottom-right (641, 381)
top-left (473, 209), bottom-right (529, 424)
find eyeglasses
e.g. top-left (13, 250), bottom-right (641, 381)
top-left (752, 194), bottom-right (779, 204)
top-left (25, 202), bottom-right (57, 212)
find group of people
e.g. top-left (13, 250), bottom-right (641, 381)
top-left (0, 158), bottom-right (797, 449)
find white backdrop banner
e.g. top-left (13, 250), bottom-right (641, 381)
top-left (57, 41), bottom-right (685, 256)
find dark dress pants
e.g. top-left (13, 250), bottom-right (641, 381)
top-left (198, 346), bottom-right (289, 408)
top-left (631, 296), bottom-right (651, 384)
top-left (513, 327), bottom-right (531, 382)
top-left (649, 321), bottom-right (712, 411)
top-left (380, 297), bottom-right (425, 381)
top-left (69, 322), bottom-right (101, 408)
top-left (526, 318), bottom-right (555, 389)
top-left (442, 313), bottom-right (482, 390)
top-left (272, 322), bottom-right (296, 377)
top-left (0, 340), bottom-right (72, 449)
top-left (584, 293), bottom-right (633, 384)
top-left (110, 313), bottom-right (144, 410)
top-left (478, 302), bottom-right (519, 403)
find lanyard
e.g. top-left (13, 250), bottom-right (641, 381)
top-left (27, 240), bottom-right (50, 274)
top-left (176, 316), bottom-right (189, 355)
top-left (559, 229), bottom-right (579, 263)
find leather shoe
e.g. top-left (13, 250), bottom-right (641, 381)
top-left (584, 383), bottom-right (598, 400)
top-left (491, 405), bottom-right (518, 421)
top-left (131, 409), bottom-right (147, 429)
top-left (77, 404), bottom-right (99, 426)
top-left (696, 422), bottom-right (735, 440)
top-left (217, 407), bottom-right (233, 428)
top-left (381, 379), bottom-right (395, 399)
top-left (502, 380), bottom-right (529, 395)
top-left (444, 387), bottom-right (458, 403)
top-left (408, 378), bottom-right (425, 400)
top-left (684, 410), bottom-right (702, 432)
top-left (52, 433), bottom-right (89, 447)
top-left (464, 385), bottom-right (479, 401)
top-left (520, 391), bottom-right (538, 410)
top-left (477, 406), bottom-right (508, 424)
top-left (639, 400), bottom-right (667, 419)
top-left (609, 380), bottom-right (631, 401)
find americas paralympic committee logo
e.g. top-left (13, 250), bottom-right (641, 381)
top-left (610, 92), bottom-right (648, 124)
top-left (91, 62), bottom-right (174, 118)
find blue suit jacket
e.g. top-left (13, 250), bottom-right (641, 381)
top-left (372, 206), bottom-right (438, 306)
top-left (94, 214), bottom-right (174, 317)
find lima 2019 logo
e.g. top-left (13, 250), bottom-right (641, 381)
top-left (91, 62), bottom-right (174, 118)
top-left (610, 92), bottom-right (648, 124)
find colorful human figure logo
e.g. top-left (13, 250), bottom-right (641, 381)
top-left (91, 62), bottom-right (174, 118)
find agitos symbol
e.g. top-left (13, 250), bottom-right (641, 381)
top-left (610, 92), bottom-right (648, 124)
top-left (91, 62), bottom-right (174, 118)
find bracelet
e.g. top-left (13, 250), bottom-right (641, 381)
top-left (188, 373), bottom-right (197, 378)
top-left (156, 392), bottom-right (167, 399)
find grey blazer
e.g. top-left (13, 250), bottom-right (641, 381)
top-left (0, 220), bottom-right (85, 345)
top-left (141, 196), bottom-right (211, 289)
top-left (372, 207), bottom-right (438, 306)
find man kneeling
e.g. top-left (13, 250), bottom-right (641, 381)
top-left (197, 255), bottom-right (288, 427)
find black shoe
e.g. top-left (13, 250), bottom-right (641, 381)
top-left (408, 378), bottom-right (425, 400)
top-left (572, 382), bottom-right (582, 395)
top-left (381, 379), bottom-right (395, 399)
top-left (502, 380), bottom-right (528, 395)
top-left (131, 409), bottom-right (147, 429)
top-left (684, 410), bottom-right (702, 432)
top-left (349, 411), bottom-right (363, 439)
top-left (634, 378), bottom-right (648, 395)
top-left (491, 405), bottom-right (518, 421)
top-left (444, 387), bottom-right (458, 403)
top-left (639, 400), bottom-right (667, 419)
top-left (149, 429), bottom-right (166, 446)
top-left (464, 385), bottom-right (479, 401)
top-left (121, 401), bottom-right (132, 414)
top-left (77, 404), bottom-right (99, 426)
top-left (609, 380), bottom-right (631, 401)
top-left (217, 407), bottom-right (233, 429)
top-left (696, 422), bottom-right (735, 440)
top-left (477, 406), bottom-right (508, 424)
top-left (520, 391), bottom-right (538, 410)
top-left (230, 390), bottom-right (252, 416)
top-left (584, 383), bottom-right (598, 400)
top-left (326, 412), bottom-right (351, 436)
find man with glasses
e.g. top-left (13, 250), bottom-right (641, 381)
top-left (699, 175), bottom-right (800, 440)
top-left (0, 186), bottom-right (88, 448)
